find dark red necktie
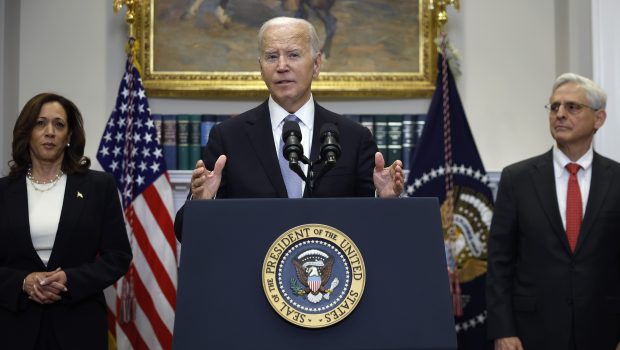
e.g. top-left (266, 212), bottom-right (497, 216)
top-left (565, 163), bottom-right (582, 252)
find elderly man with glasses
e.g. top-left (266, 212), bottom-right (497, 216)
top-left (487, 73), bottom-right (620, 350)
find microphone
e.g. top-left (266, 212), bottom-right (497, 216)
top-left (319, 123), bottom-right (341, 164)
top-left (282, 120), bottom-right (303, 165)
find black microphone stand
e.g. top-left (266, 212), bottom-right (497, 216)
top-left (283, 122), bottom-right (340, 197)
top-left (290, 154), bottom-right (336, 198)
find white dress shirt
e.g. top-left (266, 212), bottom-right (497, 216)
top-left (269, 95), bottom-right (315, 195)
top-left (553, 145), bottom-right (592, 230)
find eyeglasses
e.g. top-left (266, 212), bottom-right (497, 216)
top-left (544, 102), bottom-right (599, 115)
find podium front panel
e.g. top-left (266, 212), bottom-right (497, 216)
top-left (173, 197), bottom-right (456, 350)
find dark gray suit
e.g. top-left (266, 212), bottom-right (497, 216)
top-left (0, 170), bottom-right (132, 350)
top-left (487, 149), bottom-right (620, 349)
top-left (174, 100), bottom-right (377, 240)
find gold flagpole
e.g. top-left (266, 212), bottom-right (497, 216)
top-left (113, 0), bottom-right (139, 38)
top-left (428, 0), bottom-right (463, 317)
top-left (112, 0), bottom-right (142, 325)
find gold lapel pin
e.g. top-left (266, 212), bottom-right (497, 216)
top-left (77, 191), bottom-right (83, 199)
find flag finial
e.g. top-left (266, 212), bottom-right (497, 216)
top-left (428, 0), bottom-right (460, 28)
top-left (113, 0), bottom-right (140, 37)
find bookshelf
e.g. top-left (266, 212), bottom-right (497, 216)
top-left (160, 113), bottom-right (502, 213)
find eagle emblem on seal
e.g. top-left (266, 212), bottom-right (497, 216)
top-left (290, 249), bottom-right (340, 303)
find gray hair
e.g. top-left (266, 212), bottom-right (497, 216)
top-left (257, 17), bottom-right (321, 59)
top-left (552, 73), bottom-right (607, 110)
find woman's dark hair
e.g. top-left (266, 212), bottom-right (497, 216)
top-left (9, 92), bottom-right (91, 177)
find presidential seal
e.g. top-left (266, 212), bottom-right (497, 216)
top-left (262, 224), bottom-right (365, 328)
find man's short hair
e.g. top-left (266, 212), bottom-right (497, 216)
top-left (257, 16), bottom-right (321, 59)
top-left (552, 73), bottom-right (607, 110)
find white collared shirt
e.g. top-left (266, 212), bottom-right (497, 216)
top-left (269, 95), bottom-right (315, 194)
top-left (553, 145), bottom-right (592, 230)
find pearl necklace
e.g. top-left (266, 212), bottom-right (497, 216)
top-left (27, 168), bottom-right (64, 192)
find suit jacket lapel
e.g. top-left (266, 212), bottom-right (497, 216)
top-left (244, 101), bottom-right (288, 197)
top-left (576, 152), bottom-right (611, 253)
top-left (5, 175), bottom-right (44, 267)
top-left (309, 102), bottom-right (340, 161)
top-left (309, 102), bottom-right (326, 162)
top-left (307, 102), bottom-right (339, 196)
top-left (531, 150), bottom-right (571, 253)
top-left (47, 173), bottom-right (87, 268)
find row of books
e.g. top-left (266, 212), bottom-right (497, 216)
top-left (152, 114), bottom-right (426, 180)
top-left (152, 114), bottom-right (232, 172)
top-left (348, 115), bottom-right (426, 180)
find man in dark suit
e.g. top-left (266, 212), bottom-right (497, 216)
top-left (174, 17), bottom-right (403, 240)
top-left (487, 73), bottom-right (620, 350)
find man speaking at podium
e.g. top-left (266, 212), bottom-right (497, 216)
top-left (174, 17), bottom-right (404, 241)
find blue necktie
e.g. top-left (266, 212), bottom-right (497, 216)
top-left (279, 115), bottom-right (303, 198)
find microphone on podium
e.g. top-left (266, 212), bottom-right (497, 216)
top-left (319, 123), bottom-right (341, 165)
top-left (282, 120), bottom-right (303, 165)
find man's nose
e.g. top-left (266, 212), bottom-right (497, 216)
top-left (556, 104), bottom-right (568, 118)
top-left (276, 56), bottom-right (289, 70)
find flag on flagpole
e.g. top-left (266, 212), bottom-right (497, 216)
top-left (406, 38), bottom-right (493, 349)
top-left (97, 38), bottom-right (177, 350)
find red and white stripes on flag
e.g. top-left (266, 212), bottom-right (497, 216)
top-left (308, 276), bottom-right (321, 293)
top-left (104, 176), bottom-right (177, 349)
top-left (98, 38), bottom-right (177, 350)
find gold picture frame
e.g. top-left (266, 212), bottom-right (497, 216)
top-left (133, 0), bottom-right (438, 98)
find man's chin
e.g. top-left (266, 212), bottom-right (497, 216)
top-left (272, 92), bottom-right (296, 104)
top-left (552, 133), bottom-right (575, 145)
top-left (552, 129), bottom-right (570, 139)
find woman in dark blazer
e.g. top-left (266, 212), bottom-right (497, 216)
top-left (0, 93), bottom-right (132, 350)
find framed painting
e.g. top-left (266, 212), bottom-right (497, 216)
top-left (133, 0), bottom-right (438, 97)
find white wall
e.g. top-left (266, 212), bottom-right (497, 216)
top-left (15, 0), bottom-right (127, 172)
top-left (592, 0), bottom-right (620, 162)
top-left (0, 0), bottom-right (20, 176)
top-left (0, 0), bottom-right (5, 176)
top-left (0, 0), bottom-right (600, 176)
top-left (459, 0), bottom-right (557, 170)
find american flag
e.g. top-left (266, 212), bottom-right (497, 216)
top-left (97, 40), bottom-right (177, 350)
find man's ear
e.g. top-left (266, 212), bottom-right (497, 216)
top-left (258, 58), bottom-right (265, 80)
top-left (312, 52), bottom-right (322, 79)
top-left (594, 109), bottom-right (607, 131)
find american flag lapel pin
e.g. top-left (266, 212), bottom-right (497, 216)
top-left (77, 191), bottom-right (83, 199)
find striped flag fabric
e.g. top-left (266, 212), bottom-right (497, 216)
top-left (406, 40), bottom-right (494, 349)
top-left (97, 39), bottom-right (177, 350)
